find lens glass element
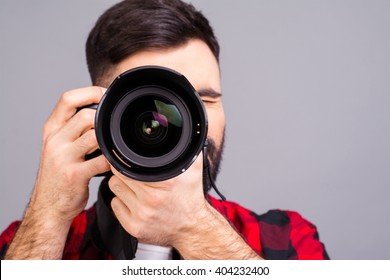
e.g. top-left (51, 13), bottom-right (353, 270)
top-left (120, 96), bottom-right (183, 158)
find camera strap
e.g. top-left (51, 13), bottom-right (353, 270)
top-left (96, 177), bottom-right (138, 259)
top-left (202, 139), bottom-right (226, 201)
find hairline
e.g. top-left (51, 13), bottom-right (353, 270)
top-left (95, 39), bottom-right (220, 88)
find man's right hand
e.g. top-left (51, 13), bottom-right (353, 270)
top-left (5, 86), bottom-right (110, 259)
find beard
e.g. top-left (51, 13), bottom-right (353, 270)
top-left (207, 128), bottom-right (226, 186)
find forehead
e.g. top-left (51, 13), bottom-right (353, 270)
top-left (112, 39), bottom-right (221, 92)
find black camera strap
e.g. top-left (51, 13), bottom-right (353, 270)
top-left (202, 139), bottom-right (226, 201)
top-left (96, 177), bottom-right (138, 259)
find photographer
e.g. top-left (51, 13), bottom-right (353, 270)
top-left (0, 0), bottom-right (328, 260)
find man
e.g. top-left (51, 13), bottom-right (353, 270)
top-left (0, 0), bottom-right (328, 260)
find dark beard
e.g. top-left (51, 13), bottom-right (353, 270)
top-left (206, 128), bottom-right (225, 189)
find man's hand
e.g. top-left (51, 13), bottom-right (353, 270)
top-left (108, 151), bottom-right (206, 246)
top-left (5, 87), bottom-right (110, 259)
top-left (108, 153), bottom-right (262, 260)
top-left (32, 87), bottom-right (109, 222)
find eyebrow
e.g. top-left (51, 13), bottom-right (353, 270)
top-left (197, 88), bottom-right (222, 98)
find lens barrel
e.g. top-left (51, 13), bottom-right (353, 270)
top-left (95, 66), bottom-right (207, 181)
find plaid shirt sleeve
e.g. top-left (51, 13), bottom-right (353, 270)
top-left (0, 221), bottom-right (20, 259)
top-left (209, 196), bottom-right (329, 260)
top-left (0, 207), bottom-right (111, 260)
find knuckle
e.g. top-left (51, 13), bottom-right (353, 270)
top-left (138, 207), bottom-right (154, 223)
top-left (144, 191), bottom-right (160, 208)
top-left (88, 160), bottom-right (103, 176)
top-left (43, 137), bottom-right (59, 155)
top-left (78, 131), bottom-right (95, 149)
top-left (109, 176), bottom-right (122, 191)
top-left (60, 91), bottom-right (73, 106)
top-left (93, 163), bottom-right (103, 175)
top-left (129, 224), bottom-right (142, 239)
top-left (42, 123), bottom-right (52, 141)
top-left (42, 121), bottom-right (59, 142)
top-left (111, 183), bottom-right (124, 196)
top-left (63, 167), bottom-right (78, 184)
top-left (78, 109), bottom-right (95, 124)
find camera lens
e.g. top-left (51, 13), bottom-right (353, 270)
top-left (95, 66), bottom-right (207, 181)
top-left (120, 96), bottom-right (182, 158)
top-left (110, 86), bottom-right (192, 169)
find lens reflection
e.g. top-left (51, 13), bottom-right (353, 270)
top-left (143, 117), bottom-right (161, 135)
top-left (120, 96), bottom-right (183, 158)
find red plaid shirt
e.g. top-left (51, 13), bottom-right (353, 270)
top-left (0, 196), bottom-right (329, 259)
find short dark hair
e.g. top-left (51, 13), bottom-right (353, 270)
top-left (86, 0), bottom-right (220, 86)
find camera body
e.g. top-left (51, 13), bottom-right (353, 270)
top-left (92, 66), bottom-right (207, 181)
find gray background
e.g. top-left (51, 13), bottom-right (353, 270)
top-left (1, 0), bottom-right (389, 259)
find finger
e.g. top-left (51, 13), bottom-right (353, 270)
top-left (72, 129), bottom-right (99, 158)
top-left (51, 86), bottom-right (105, 123)
top-left (55, 108), bottom-right (96, 143)
top-left (111, 196), bottom-right (134, 235)
top-left (45, 86), bottom-right (105, 137)
top-left (108, 175), bottom-right (137, 206)
top-left (78, 154), bottom-right (110, 178)
top-left (110, 168), bottom-right (148, 196)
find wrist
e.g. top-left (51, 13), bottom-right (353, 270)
top-left (24, 202), bottom-right (73, 237)
top-left (171, 201), bottom-right (216, 249)
top-left (171, 201), bottom-right (262, 260)
top-left (5, 206), bottom-right (72, 259)
top-left (28, 189), bottom-right (79, 226)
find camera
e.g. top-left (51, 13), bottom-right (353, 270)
top-left (93, 66), bottom-right (208, 182)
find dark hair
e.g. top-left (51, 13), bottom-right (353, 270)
top-left (86, 0), bottom-right (220, 86)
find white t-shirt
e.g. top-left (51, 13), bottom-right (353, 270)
top-left (134, 243), bottom-right (172, 260)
